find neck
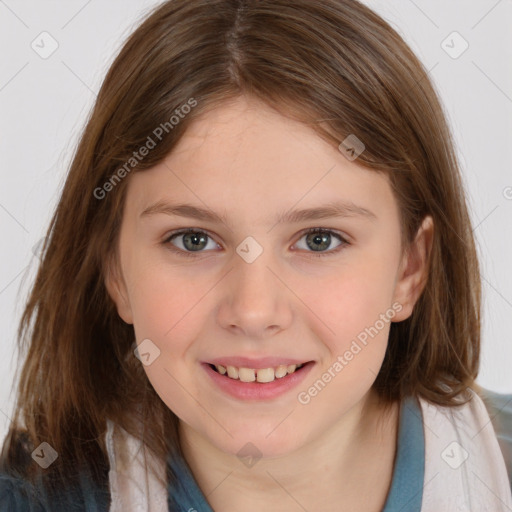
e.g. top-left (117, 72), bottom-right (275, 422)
top-left (178, 388), bottom-right (400, 512)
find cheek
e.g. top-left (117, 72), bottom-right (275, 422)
top-left (125, 262), bottom-right (208, 424)
top-left (295, 272), bottom-right (395, 414)
top-left (295, 251), bottom-right (399, 402)
top-left (126, 259), bottom-right (204, 342)
top-left (308, 255), bottom-right (398, 344)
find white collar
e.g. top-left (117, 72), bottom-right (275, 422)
top-left (105, 389), bottom-right (512, 511)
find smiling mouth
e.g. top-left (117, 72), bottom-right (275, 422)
top-left (208, 362), bottom-right (310, 383)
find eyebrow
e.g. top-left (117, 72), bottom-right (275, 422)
top-left (140, 200), bottom-right (377, 226)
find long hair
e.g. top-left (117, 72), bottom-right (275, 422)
top-left (2, 0), bottom-right (481, 492)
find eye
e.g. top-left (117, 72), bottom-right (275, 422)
top-left (162, 227), bottom-right (349, 258)
top-left (163, 229), bottom-right (219, 256)
top-left (293, 227), bottom-right (348, 257)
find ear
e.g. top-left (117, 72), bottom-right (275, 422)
top-left (104, 253), bottom-right (134, 325)
top-left (392, 215), bottom-right (434, 322)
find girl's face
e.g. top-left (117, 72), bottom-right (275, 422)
top-left (107, 95), bottom-right (431, 458)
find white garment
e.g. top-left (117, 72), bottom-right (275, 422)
top-left (419, 388), bottom-right (512, 511)
top-left (106, 389), bottom-right (512, 511)
top-left (106, 420), bottom-right (168, 512)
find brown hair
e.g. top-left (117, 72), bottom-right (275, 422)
top-left (2, 0), bottom-right (481, 493)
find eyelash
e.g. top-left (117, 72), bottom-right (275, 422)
top-left (162, 227), bottom-right (350, 259)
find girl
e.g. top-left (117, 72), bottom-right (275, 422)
top-left (1, 0), bottom-right (511, 510)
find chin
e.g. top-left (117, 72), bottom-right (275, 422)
top-left (212, 426), bottom-right (306, 461)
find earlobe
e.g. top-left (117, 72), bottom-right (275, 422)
top-left (392, 215), bottom-right (434, 322)
top-left (104, 255), bottom-right (134, 325)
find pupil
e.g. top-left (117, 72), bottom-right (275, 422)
top-left (185, 232), bottom-right (207, 251)
top-left (308, 232), bottom-right (329, 251)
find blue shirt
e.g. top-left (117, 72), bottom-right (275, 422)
top-left (1, 387), bottom-right (511, 511)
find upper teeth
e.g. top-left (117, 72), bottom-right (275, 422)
top-left (215, 363), bottom-right (304, 383)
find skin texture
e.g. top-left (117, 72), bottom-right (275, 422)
top-left (106, 95), bottom-right (433, 511)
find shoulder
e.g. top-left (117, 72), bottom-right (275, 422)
top-left (0, 468), bottom-right (111, 512)
top-left (0, 432), bottom-right (47, 512)
top-left (0, 471), bottom-right (45, 511)
top-left (478, 386), bottom-right (512, 491)
top-left (0, 431), bottom-right (111, 512)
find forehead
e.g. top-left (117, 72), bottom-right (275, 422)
top-left (124, 96), bottom-right (398, 226)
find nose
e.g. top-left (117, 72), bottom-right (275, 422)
top-left (216, 248), bottom-right (293, 339)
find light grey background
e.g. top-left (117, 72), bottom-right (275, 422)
top-left (1, 0), bottom-right (511, 443)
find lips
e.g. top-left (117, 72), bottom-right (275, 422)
top-left (210, 362), bottom-right (305, 383)
top-left (203, 360), bottom-right (314, 401)
top-left (208, 356), bottom-right (308, 369)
